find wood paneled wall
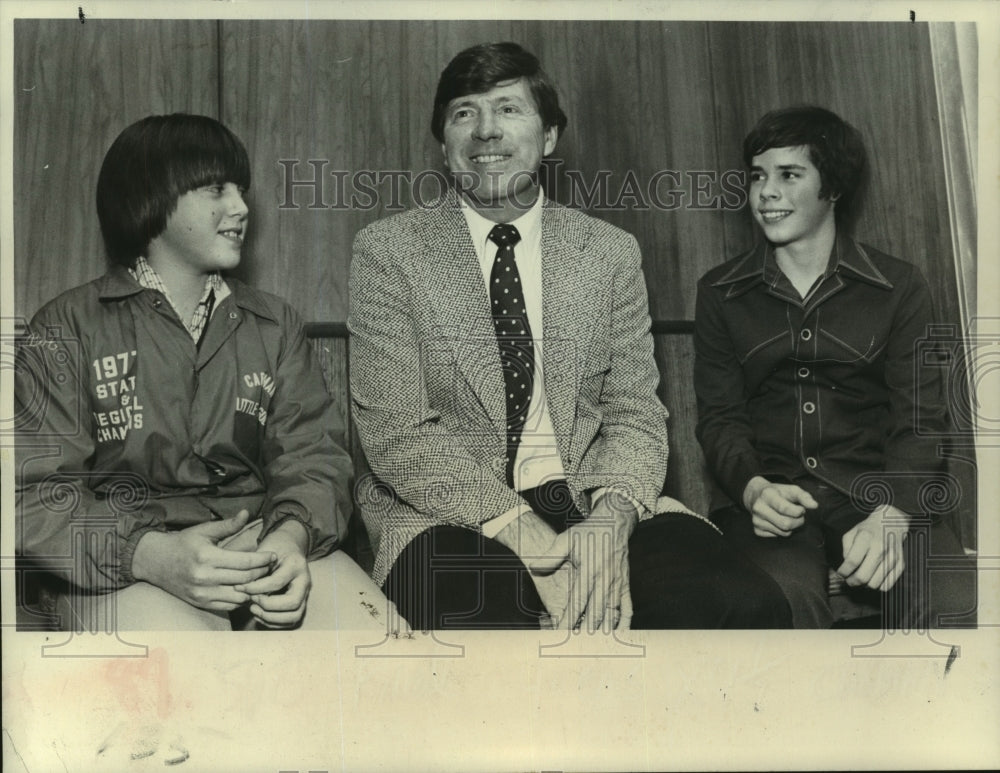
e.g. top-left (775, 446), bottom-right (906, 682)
top-left (14, 20), bottom-right (219, 318)
top-left (13, 19), bottom-right (975, 543)
top-left (16, 19), bottom-right (961, 326)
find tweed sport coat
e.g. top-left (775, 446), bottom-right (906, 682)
top-left (349, 189), bottom-right (670, 586)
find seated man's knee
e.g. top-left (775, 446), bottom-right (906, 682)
top-left (722, 566), bottom-right (795, 628)
top-left (629, 515), bottom-right (793, 628)
top-left (384, 527), bottom-right (542, 630)
top-left (630, 565), bottom-right (792, 629)
top-left (703, 563), bottom-right (794, 628)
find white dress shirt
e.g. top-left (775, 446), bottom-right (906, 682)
top-left (459, 191), bottom-right (648, 538)
top-left (460, 193), bottom-right (569, 538)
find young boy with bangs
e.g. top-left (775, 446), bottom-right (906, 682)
top-left (16, 113), bottom-right (380, 630)
top-left (694, 106), bottom-right (976, 628)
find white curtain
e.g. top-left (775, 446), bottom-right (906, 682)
top-left (929, 22), bottom-right (977, 325)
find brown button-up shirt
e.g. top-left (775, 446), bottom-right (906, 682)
top-left (694, 233), bottom-right (950, 516)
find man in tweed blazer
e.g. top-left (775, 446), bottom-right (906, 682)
top-left (349, 42), bottom-right (790, 630)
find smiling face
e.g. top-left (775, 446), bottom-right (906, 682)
top-left (749, 145), bottom-right (837, 251)
top-left (441, 78), bottom-right (558, 222)
top-left (146, 182), bottom-right (248, 275)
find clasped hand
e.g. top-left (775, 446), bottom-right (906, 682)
top-left (132, 510), bottom-right (312, 627)
top-left (237, 519), bottom-right (312, 628)
top-left (528, 493), bottom-right (638, 632)
top-left (837, 505), bottom-right (909, 592)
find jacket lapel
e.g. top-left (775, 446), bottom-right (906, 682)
top-left (540, 204), bottom-right (596, 455)
top-left (414, 190), bottom-right (507, 430)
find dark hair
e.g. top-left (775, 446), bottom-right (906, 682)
top-left (431, 42), bottom-right (568, 143)
top-left (96, 113), bottom-right (251, 267)
top-left (742, 106), bottom-right (867, 226)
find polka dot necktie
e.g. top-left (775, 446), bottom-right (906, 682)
top-left (488, 223), bottom-right (534, 488)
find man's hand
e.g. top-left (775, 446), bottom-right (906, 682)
top-left (493, 509), bottom-right (571, 628)
top-left (742, 476), bottom-right (818, 538)
top-left (533, 561), bottom-right (573, 631)
top-left (529, 492), bottom-right (639, 632)
top-left (838, 505), bottom-right (910, 591)
top-left (237, 519), bottom-right (312, 628)
top-left (131, 509), bottom-right (276, 611)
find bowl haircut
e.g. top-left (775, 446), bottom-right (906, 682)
top-left (97, 113), bottom-right (251, 267)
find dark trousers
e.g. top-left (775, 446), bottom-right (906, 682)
top-left (383, 480), bottom-right (792, 630)
top-left (710, 480), bottom-right (977, 629)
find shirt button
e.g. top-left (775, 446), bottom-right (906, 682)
top-left (805, 457), bottom-right (818, 469)
top-left (798, 367), bottom-right (810, 378)
top-left (803, 401), bottom-right (816, 414)
top-left (229, 311), bottom-right (238, 320)
top-left (152, 298), bottom-right (162, 308)
top-left (800, 329), bottom-right (812, 341)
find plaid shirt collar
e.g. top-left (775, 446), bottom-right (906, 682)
top-left (129, 256), bottom-right (228, 342)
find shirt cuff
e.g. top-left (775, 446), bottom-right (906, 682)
top-left (591, 486), bottom-right (647, 518)
top-left (259, 512), bottom-right (314, 556)
top-left (481, 505), bottom-right (523, 539)
top-left (119, 525), bottom-right (165, 586)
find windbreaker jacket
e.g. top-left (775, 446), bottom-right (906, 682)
top-left (694, 234), bottom-right (949, 516)
top-left (15, 267), bottom-right (352, 591)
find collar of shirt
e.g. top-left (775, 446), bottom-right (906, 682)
top-left (712, 231), bottom-right (894, 302)
top-left (760, 243), bottom-right (837, 305)
top-left (460, 189), bottom-right (544, 275)
top-left (129, 256), bottom-right (230, 342)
